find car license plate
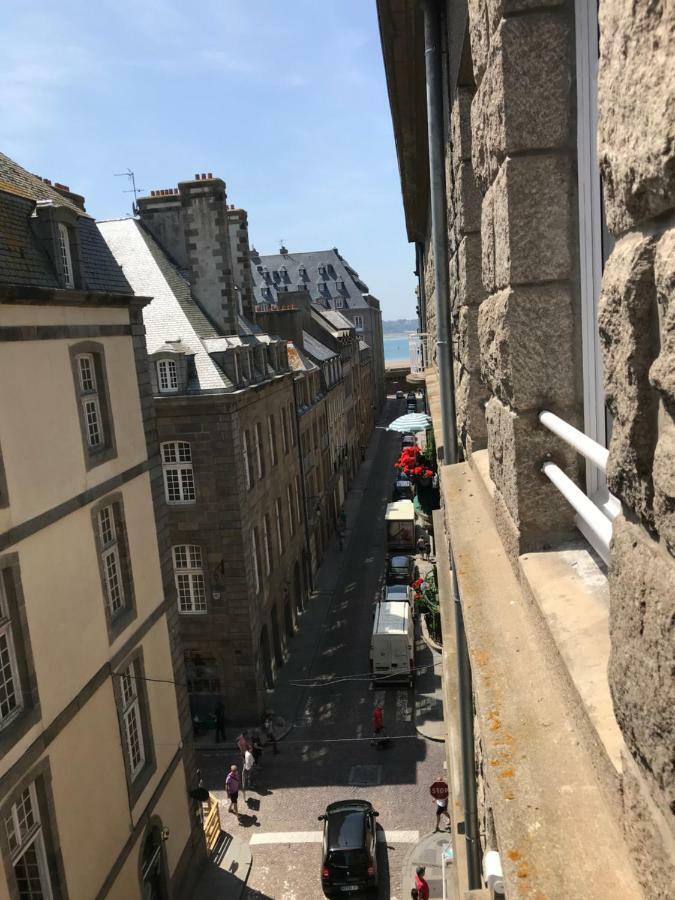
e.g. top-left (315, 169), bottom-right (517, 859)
top-left (340, 887), bottom-right (359, 893)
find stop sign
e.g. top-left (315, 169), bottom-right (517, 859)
top-left (430, 780), bottom-right (449, 800)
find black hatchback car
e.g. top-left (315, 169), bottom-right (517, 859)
top-left (319, 800), bottom-right (379, 895)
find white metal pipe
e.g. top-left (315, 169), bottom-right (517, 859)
top-left (542, 462), bottom-right (612, 558)
top-left (539, 410), bottom-right (609, 472)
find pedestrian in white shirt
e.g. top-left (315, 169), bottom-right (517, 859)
top-left (242, 748), bottom-right (255, 796)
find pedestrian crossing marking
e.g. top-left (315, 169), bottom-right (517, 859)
top-left (249, 830), bottom-right (419, 846)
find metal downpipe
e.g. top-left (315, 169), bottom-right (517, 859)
top-left (452, 564), bottom-right (483, 888)
top-left (422, 0), bottom-right (457, 466)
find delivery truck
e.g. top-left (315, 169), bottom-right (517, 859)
top-left (370, 600), bottom-right (415, 686)
top-left (385, 499), bottom-right (416, 551)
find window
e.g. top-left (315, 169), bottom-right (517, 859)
top-left (119, 660), bottom-right (146, 779)
top-left (294, 476), bottom-right (302, 525)
top-left (287, 485), bottom-right (295, 534)
top-left (251, 528), bottom-right (261, 594)
top-left (242, 430), bottom-right (252, 490)
top-left (354, 315), bottom-right (364, 331)
top-left (97, 505), bottom-right (125, 617)
top-left (254, 423), bottom-right (265, 478)
top-left (335, 296), bottom-right (344, 309)
top-left (5, 783), bottom-right (54, 900)
top-left (185, 650), bottom-right (221, 694)
top-left (157, 359), bottom-right (178, 393)
top-left (268, 415), bottom-right (278, 466)
top-left (161, 442), bottom-right (196, 503)
top-left (289, 404), bottom-right (297, 446)
top-left (0, 573), bottom-right (21, 730)
top-left (76, 354), bottom-right (103, 448)
top-left (275, 498), bottom-right (283, 555)
top-left (71, 343), bottom-right (116, 468)
top-left (280, 407), bottom-right (289, 453)
top-left (233, 352), bottom-right (241, 385)
top-left (262, 515), bottom-right (272, 575)
top-left (173, 545), bottom-right (207, 614)
top-left (57, 223), bottom-right (74, 288)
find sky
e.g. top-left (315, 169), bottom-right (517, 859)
top-left (0, 0), bottom-right (417, 320)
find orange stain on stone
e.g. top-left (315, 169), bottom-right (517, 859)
top-left (499, 767), bottom-right (515, 778)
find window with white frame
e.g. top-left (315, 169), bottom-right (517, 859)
top-left (76, 353), bottom-right (103, 448)
top-left (161, 441), bottom-right (196, 503)
top-left (275, 498), bottom-right (283, 555)
top-left (287, 485), bottom-right (295, 534)
top-left (97, 504), bottom-right (125, 617)
top-left (574, 0), bottom-right (618, 547)
top-left (262, 515), bottom-right (272, 575)
top-left (353, 315), bottom-right (363, 331)
top-left (57, 223), bottom-right (74, 289)
top-left (280, 407), bottom-right (289, 453)
top-left (157, 359), bottom-right (178, 393)
top-left (251, 528), bottom-right (261, 594)
top-left (173, 545), bottom-right (207, 614)
top-left (294, 476), bottom-right (302, 525)
top-left (0, 572), bottom-right (22, 729)
top-left (242, 430), bottom-right (252, 490)
top-left (254, 423), bottom-right (264, 478)
top-left (5, 783), bottom-right (54, 900)
top-left (335, 296), bottom-right (344, 309)
top-left (119, 660), bottom-right (146, 779)
top-left (268, 414), bottom-right (278, 466)
top-left (289, 403), bottom-right (296, 446)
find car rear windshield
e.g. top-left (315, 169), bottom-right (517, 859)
top-left (391, 556), bottom-right (409, 567)
top-left (328, 849), bottom-right (367, 869)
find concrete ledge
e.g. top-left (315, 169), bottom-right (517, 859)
top-left (440, 462), bottom-right (642, 899)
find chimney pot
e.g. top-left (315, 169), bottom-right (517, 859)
top-left (207, 172), bottom-right (213, 179)
top-left (195, 173), bottom-right (200, 180)
top-left (151, 190), bottom-right (155, 197)
top-left (201, 173), bottom-right (206, 180)
top-left (43, 178), bottom-right (52, 185)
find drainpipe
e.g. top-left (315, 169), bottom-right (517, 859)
top-left (291, 376), bottom-right (314, 600)
top-left (452, 563), bottom-right (482, 888)
top-left (422, 0), bottom-right (457, 465)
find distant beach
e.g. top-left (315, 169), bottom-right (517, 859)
top-left (383, 333), bottom-right (410, 364)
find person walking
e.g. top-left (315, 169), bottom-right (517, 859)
top-left (371, 702), bottom-right (385, 746)
top-left (416, 536), bottom-right (426, 559)
top-left (252, 730), bottom-right (264, 767)
top-left (414, 866), bottom-right (430, 900)
top-left (263, 712), bottom-right (279, 755)
top-left (225, 765), bottom-right (240, 816)
top-left (242, 747), bottom-right (255, 796)
top-left (236, 730), bottom-right (251, 759)
top-left (214, 700), bottom-right (226, 743)
top-left (434, 795), bottom-right (451, 832)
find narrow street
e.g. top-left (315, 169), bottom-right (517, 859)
top-left (197, 397), bottom-right (447, 899)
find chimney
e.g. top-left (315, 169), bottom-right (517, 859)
top-left (51, 182), bottom-right (87, 211)
top-left (178, 175), bottom-right (238, 334)
top-left (137, 188), bottom-right (188, 267)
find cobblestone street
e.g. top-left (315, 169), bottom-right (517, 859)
top-left (197, 398), bottom-right (447, 899)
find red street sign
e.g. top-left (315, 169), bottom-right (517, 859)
top-left (430, 781), bottom-right (449, 800)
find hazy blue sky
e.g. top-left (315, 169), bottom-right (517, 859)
top-left (1, 0), bottom-right (417, 319)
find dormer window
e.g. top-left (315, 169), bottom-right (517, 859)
top-left (318, 281), bottom-right (328, 294)
top-left (157, 359), bottom-right (178, 393)
top-left (58, 223), bottom-right (74, 288)
top-left (318, 264), bottom-right (326, 277)
top-left (335, 296), bottom-right (344, 309)
top-left (298, 266), bottom-right (308, 281)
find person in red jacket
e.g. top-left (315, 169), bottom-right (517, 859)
top-left (373, 703), bottom-right (384, 735)
top-left (415, 866), bottom-right (430, 900)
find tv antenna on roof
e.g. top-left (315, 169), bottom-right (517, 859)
top-left (114, 169), bottom-right (144, 215)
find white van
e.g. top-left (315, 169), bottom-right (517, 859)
top-left (370, 600), bottom-right (414, 687)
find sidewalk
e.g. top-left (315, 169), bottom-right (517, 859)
top-left (402, 830), bottom-right (456, 899)
top-left (193, 809), bottom-right (253, 900)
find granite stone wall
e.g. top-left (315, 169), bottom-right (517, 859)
top-left (597, 1), bottom-right (675, 892)
top-left (466, 0), bottom-right (581, 548)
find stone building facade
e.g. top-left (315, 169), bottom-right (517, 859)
top-left (379, 0), bottom-right (673, 897)
top-left (251, 247), bottom-right (386, 412)
top-left (100, 174), bottom-right (307, 721)
top-left (0, 154), bottom-right (203, 899)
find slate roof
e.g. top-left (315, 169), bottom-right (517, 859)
top-left (302, 331), bottom-right (337, 362)
top-left (98, 218), bottom-right (232, 392)
top-left (288, 342), bottom-right (319, 374)
top-left (0, 152), bottom-right (131, 294)
top-left (321, 308), bottom-right (356, 332)
top-left (251, 248), bottom-right (370, 311)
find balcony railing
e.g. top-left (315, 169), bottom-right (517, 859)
top-left (409, 332), bottom-right (431, 374)
top-left (539, 410), bottom-right (621, 564)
